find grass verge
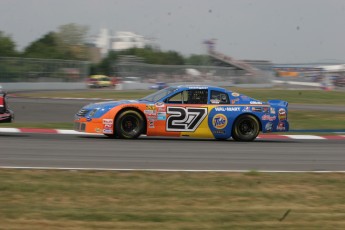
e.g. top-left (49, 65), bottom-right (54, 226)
top-left (230, 88), bottom-right (345, 105)
top-left (0, 169), bottom-right (345, 229)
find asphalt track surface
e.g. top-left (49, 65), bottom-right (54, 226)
top-left (0, 132), bottom-right (344, 171)
top-left (1, 97), bottom-right (344, 172)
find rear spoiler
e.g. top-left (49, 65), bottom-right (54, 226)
top-left (268, 100), bottom-right (288, 107)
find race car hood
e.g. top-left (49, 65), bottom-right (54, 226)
top-left (84, 100), bottom-right (139, 110)
top-left (77, 100), bottom-right (140, 118)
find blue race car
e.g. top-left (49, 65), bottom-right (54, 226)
top-left (74, 85), bottom-right (289, 141)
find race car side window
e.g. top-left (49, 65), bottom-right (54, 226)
top-left (210, 90), bottom-right (229, 104)
top-left (165, 90), bottom-right (188, 104)
top-left (165, 89), bottom-right (208, 104)
top-left (186, 89), bottom-right (208, 104)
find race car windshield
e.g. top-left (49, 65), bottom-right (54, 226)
top-left (139, 87), bottom-right (177, 102)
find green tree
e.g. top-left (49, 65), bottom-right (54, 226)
top-left (0, 31), bottom-right (18, 56)
top-left (22, 32), bottom-right (65, 59)
top-left (185, 54), bottom-right (211, 65)
top-left (118, 47), bottom-right (185, 65)
top-left (93, 47), bottom-right (186, 75)
top-left (23, 23), bottom-right (90, 60)
top-left (55, 23), bottom-right (89, 60)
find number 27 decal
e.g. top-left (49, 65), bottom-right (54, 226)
top-left (166, 107), bottom-right (208, 132)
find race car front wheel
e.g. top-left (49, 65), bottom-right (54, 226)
top-left (232, 114), bottom-right (260, 142)
top-left (115, 110), bottom-right (145, 139)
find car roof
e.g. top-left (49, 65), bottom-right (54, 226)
top-left (173, 85), bottom-right (230, 92)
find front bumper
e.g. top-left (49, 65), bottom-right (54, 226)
top-left (74, 118), bottom-right (104, 134)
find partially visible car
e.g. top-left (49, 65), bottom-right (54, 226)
top-left (333, 76), bottom-right (345, 87)
top-left (0, 90), bottom-right (14, 123)
top-left (87, 75), bottom-right (114, 88)
top-left (74, 85), bottom-right (289, 142)
top-left (149, 82), bottom-right (168, 90)
top-left (122, 76), bottom-right (140, 83)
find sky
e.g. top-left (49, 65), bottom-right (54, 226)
top-left (1, 0), bottom-right (345, 63)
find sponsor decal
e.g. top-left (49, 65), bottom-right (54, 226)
top-left (231, 98), bottom-right (239, 104)
top-left (242, 106), bottom-right (251, 112)
top-left (214, 107), bottom-right (240, 112)
top-left (213, 130), bottom-right (226, 134)
top-left (277, 122), bottom-right (286, 131)
top-left (103, 129), bottom-right (113, 134)
top-left (149, 119), bottom-right (155, 128)
top-left (265, 122), bottom-right (273, 132)
top-left (250, 101), bottom-right (263, 105)
top-left (155, 102), bottom-right (165, 107)
top-left (232, 92), bottom-right (240, 97)
top-left (157, 107), bottom-right (166, 112)
top-left (103, 119), bottom-right (113, 124)
top-left (210, 99), bottom-right (220, 104)
top-left (212, 114), bottom-right (228, 129)
top-left (144, 110), bottom-right (156, 115)
top-left (252, 107), bottom-right (262, 112)
top-left (166, 107), bottom-right (208, 132)
top-left (261, 114), bottom-right (277, 121)
top-left (270, 107), bottom-right (276, 114)
top-left (95, 128), bottom-right (102, 133)
top-left (146, 104), bottom-right (156, 110)
top-left (103, 123), bottom-right (113, 134)
top-left (278, 108), bottom-right (287, 121)
top-left (157, 112), bottom-right (166, 120)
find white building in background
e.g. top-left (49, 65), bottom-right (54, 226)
top-left (93, 29), bottom-right (156, 56)
top-left (111, 31), bottom-right (151, 51)
top-left (94, 28), bottom-right (110, 56)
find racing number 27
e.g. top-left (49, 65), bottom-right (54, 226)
top-left (166, 107), bottom-right (208, 132)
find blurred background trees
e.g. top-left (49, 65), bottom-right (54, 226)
top-left (0, 31), bottom-right (18, 57)
top-left (0, 24), bottom-right (208, 76)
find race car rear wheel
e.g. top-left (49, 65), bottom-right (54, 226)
top-left (115, 110), bottom-right (145, 139)
top-left (232, 114), bottom-right (260, 142)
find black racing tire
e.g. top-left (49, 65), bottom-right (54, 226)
top-left (115, 110), bottom-right (145, 139)
top-left (232, 114), bottom-right (260, 142)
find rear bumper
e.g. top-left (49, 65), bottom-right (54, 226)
top-left (0, 110), bottom-right (14, 123)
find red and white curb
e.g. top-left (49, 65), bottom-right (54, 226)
top-left (257, 134), bottom-right (345, 140)
top-left (1, 128), bottom-right (345, 140)
top-left (0, 128), bottom-right (91, 135)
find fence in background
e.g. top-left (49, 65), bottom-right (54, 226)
top-left (0, 57), bottom-right (89, 83)
top-left (116, 62), bottom-right (274, 85)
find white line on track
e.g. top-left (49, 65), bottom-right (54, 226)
top-left (1, 166), bottom-right (345, 173)
top-left (0, 128), bottom-right (20, 133)
top-left (56, 129), bottom-right (99, 135)
top-left (283, 135), bottom-right (326, 140)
